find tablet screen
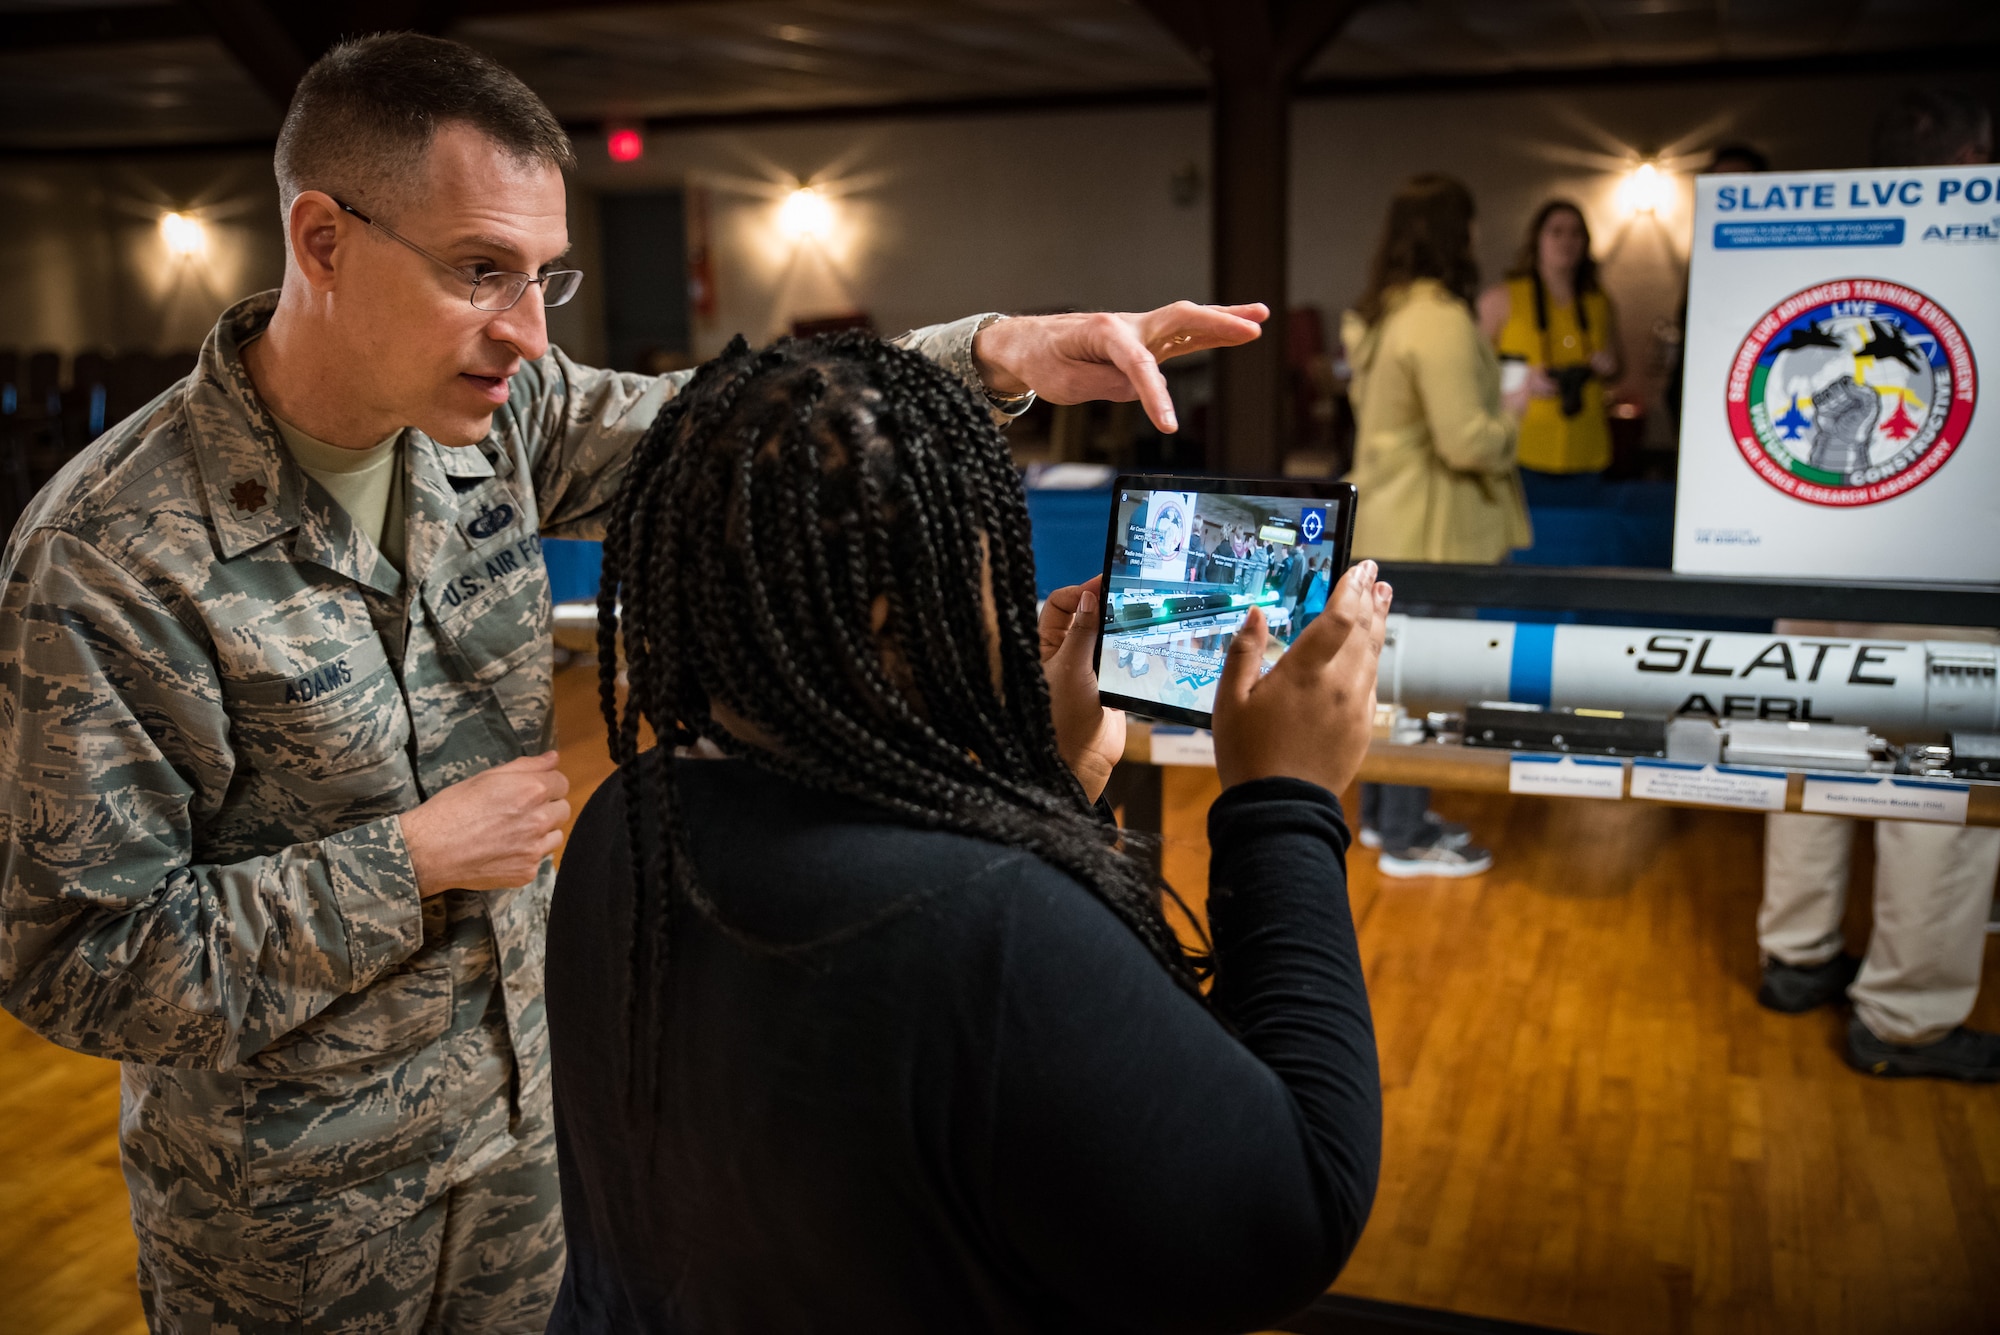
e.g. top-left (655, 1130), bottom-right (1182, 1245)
top-left (1095, 477), bottom-right (1356, 728)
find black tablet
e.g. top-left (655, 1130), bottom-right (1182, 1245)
top-left (1093, 475), bottom-right (1357, 729)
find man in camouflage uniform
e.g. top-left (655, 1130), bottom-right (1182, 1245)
top-left (0, 32), bottom-right (1263, 1335)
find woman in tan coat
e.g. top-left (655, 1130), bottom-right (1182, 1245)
top-left (1343, 173), bottom-right (1530, 875)
top-left (1346, 175), bottom-right (1531, 564)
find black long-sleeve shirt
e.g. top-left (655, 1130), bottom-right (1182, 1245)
top-left (544, 755), bottom-right (1380, 1334)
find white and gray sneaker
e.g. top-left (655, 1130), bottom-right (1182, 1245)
top-left (1359, 813), bottom-right (1472, 852)
top-left (1376, 840), bottom-right (1494, 879)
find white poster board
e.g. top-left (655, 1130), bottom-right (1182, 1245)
top-left (1675, 165), bottom-right (1997, 582)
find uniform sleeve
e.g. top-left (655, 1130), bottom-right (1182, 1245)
top-left (0, 529), bottom-right (424, 1069)
top-left (893, 313), bottom-right (1036, 424)
top-left (981, 778), bottom-right (1379, 1333)
top-left (510, 318), bottom-right (1020, 540)
top-left (1405, 300), bottom-right (1519, 477)
top-left (504, 349), bottom-right (688, 541)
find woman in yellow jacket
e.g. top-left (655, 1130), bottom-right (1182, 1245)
top-left (1343, 173), bottom-right (1530, 877)
top-left (1346, 177), bottom-right (1532, 565)
top-left (1478, 199), bottom-right (1623, 489)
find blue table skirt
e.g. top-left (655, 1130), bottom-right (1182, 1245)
top-left (543, 538), bottom-right (605, 605)
top-left (545, 481), bottom-right (1729, 625)
top-left (1513, 476), bottom-right (1673, 571)
top-left (1019, 480), bottom-right (1682, 600)
top-left (1025, 487), bottom-right (1115, 596)
top-left (542, 492), bottom-right (1119, 605)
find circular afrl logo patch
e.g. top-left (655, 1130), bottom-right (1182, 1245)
top-left (1143, 498), bottom-right (1188, 564)
top-left (1725, 278), bottom-right (1977, 506)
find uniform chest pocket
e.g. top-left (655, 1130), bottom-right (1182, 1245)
top-left (425, 520), bottom-right (551, 670)
top-left (222, 637), bottom-right (415, 829)
top-left (421, 513), bottom-right (554, 743)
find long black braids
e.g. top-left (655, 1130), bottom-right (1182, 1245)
top-left (598, 332), bottom-right (1212, 1095)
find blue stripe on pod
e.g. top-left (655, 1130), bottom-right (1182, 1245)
top-left (1509, 622), bottom-right (1556, 707)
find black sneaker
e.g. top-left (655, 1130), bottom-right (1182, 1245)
top-left (1359, 813), bottom-right (1471, 852)
top-left (1845, 1019), bottom-right (2000, 1082)
top-left (1756, 953), bottom-right (1861, 1014)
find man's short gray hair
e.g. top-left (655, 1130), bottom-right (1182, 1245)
top-left (274, 32), bottom-right (577, 219)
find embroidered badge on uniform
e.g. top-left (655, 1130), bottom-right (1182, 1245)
top-left (464, 502), bottom-right (515, 541)
top-left (228, 479), bottom-right (269, 513)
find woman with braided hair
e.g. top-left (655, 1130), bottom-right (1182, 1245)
top-left (544, 331), bottom-right (1392, 1334)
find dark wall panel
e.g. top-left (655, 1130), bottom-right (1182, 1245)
top-left (599, 190), bottom-right (690, 373)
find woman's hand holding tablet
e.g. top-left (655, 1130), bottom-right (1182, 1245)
top-left (1040, 575), bottom-right (1125, 803)
top-left (1212, 562), bottom-right (1392, 797)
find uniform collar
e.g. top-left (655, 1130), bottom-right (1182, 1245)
top-left (291, 472), bottom-right (404, 597)
top-left (401, 432), bottom-right (491, 586)
top-left (188, 292), bottom-right (502, 563)
top-left (421, 432), bottom-right (497, 480)
top-left (187, 291), bottom-right (298, 561)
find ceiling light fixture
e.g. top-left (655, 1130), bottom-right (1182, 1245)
top-left (778, 185), bottom-right (834, 241)
top-left (1617, 160), bottom-right (1670, 217)
top-left (160, 211), bottom-right (206, 259)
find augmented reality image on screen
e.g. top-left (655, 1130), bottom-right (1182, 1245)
top-left (1099, 487), bottom-right (1344, 719)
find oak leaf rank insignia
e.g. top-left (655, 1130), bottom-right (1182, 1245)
top-left (228, 478), bottom-right (269, 514)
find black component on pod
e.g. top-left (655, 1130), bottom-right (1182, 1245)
top-left (1463, 702), bottom-right (1669, 758)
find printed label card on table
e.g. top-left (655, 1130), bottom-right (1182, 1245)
top-left (1148, 726), bottom-right (1215, 767)
top-left (1800, 773), bottom-right (1969, 824)
top-left (1630, 759), bottom-right (1790, 811)
top-left (1508, 753), bottom-right (1625, 800)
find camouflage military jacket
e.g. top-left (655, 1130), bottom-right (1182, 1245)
top-left (0, 291), bottom-right (1003, 1258)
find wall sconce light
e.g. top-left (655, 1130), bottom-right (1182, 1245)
top-left (160, 210), bottom-right (206, 259)
top-left (1616, 160), bottom-right (1671, 217)
top-left (606, 126), bottom-right (644, 163)
top-left (778, 185), bottom-right (834, 242)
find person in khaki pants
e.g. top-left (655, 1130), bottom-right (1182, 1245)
top-left (1758, 623), bottom-right (2000, 1081)
top-left (1756, 91), bottom-right (1998, 1082)
top-left (1762, 814), bottom-right (2000, 1078)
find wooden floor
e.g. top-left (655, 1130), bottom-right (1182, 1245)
top-left (4, 659), bottom-right (1997, 1334)
top-left (1161, 769), bottom-right (2000, 1335)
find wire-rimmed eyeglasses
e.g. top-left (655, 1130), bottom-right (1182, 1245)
top-left (332, 197), bottom-right (584, 312)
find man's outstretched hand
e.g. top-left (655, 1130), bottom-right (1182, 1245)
top-left (974, 301), bottom-right (1268, 433)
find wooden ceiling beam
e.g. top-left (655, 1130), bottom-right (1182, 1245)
top-left (8, 4), bottom-right (210, 51)
top-left (1130, 0), bottom-right (1211, 62)
top-left (177, 0), bottom-right (314, 110)
top-left (1273, 0), bottom-right (1364, 81)
top-left (6, 0), bottom-right (697, 55)
top-left (460, 0), bottom-right (729, 14)
top-left (176, 0), bottom-right (465, 110)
